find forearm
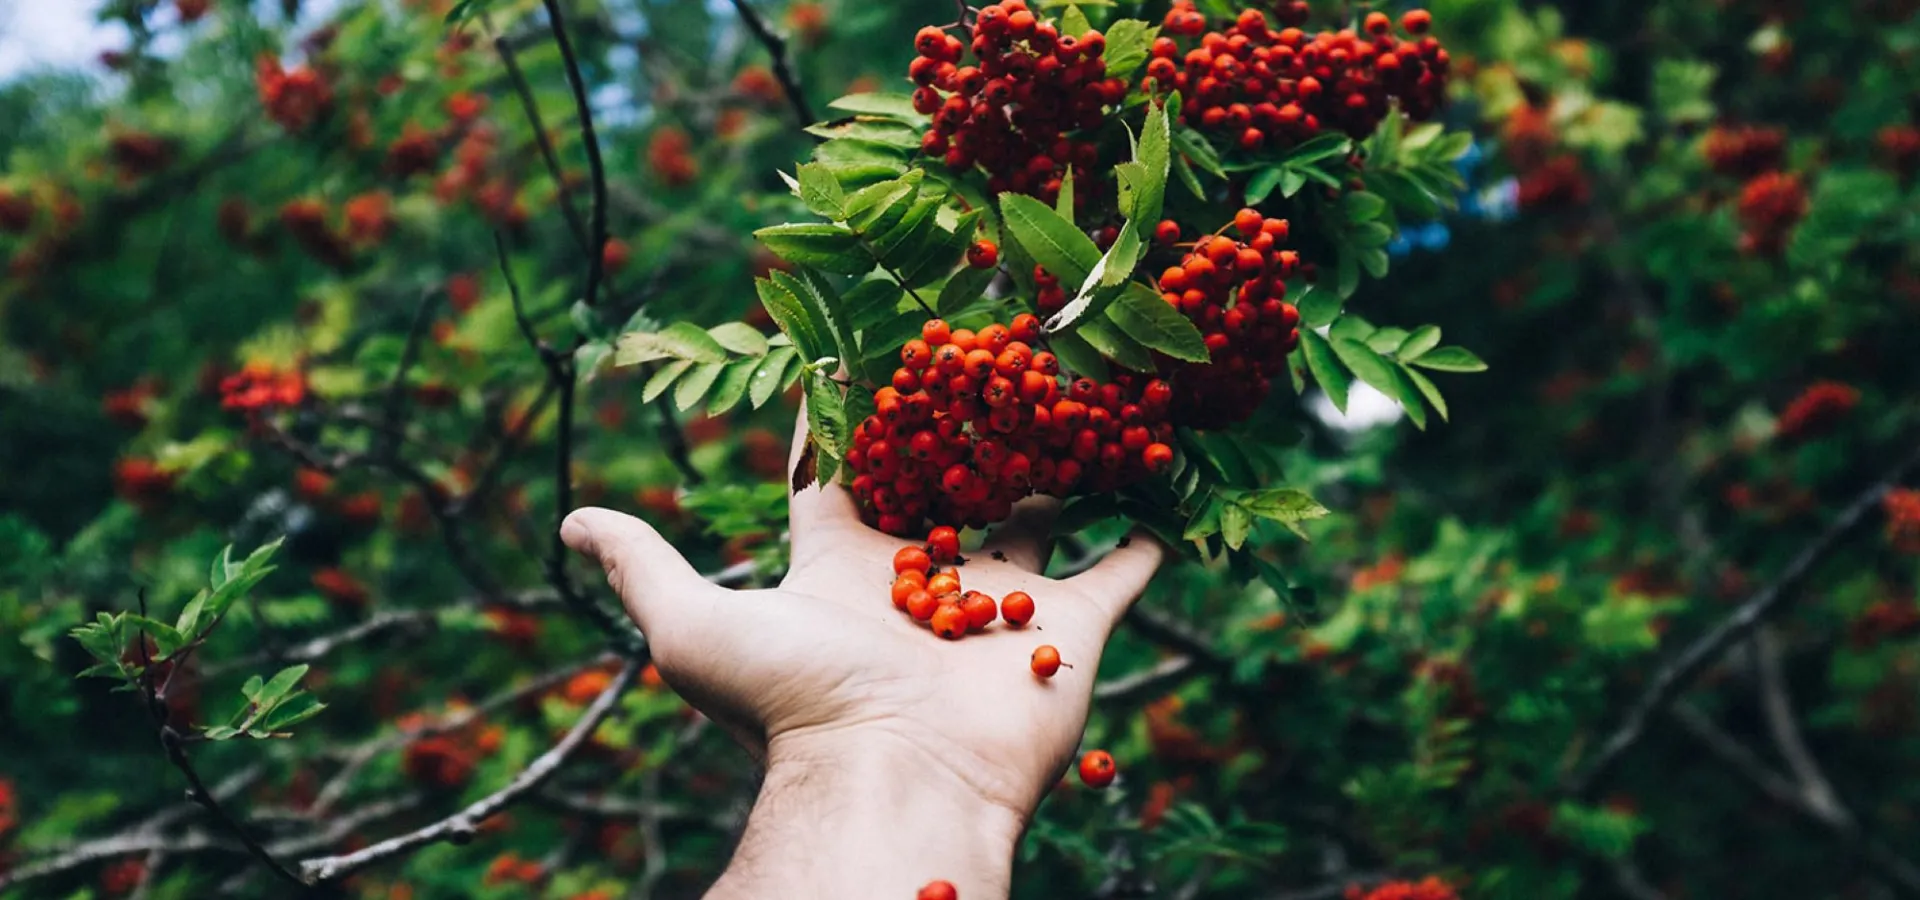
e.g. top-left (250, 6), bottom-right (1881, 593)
top-left (706, 731), bottom-right (1027, 900)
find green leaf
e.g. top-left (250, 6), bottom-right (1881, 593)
top-left (749, 347), bottom-right (800, 409)
top-left (813, 138), bottom-right (911, 170)
top-left (258, 694), bottom-right (326, 732)
top-left (1245, 168), bottom-right (1286, 205)
top-left (1297, 287), bottom-right (1339, 328)
top-left (1336, 250), bottom-right (1361, 299)
top-left (1299, 330), bottom-right (1350, 412)
top-left (708, 359), bottom-right (760, 414)
top-left (1129, 100), bottom-right (1173, 227)
top-left (1351, 222), bottom-right (1394, 248)
top-left (1048, 330), bottom-right (1110, 381)
top-left (674, 363), bottom-right (726, 411)
top-left (755, 276), bottom-right (827, 361)
top-left (1279, 169), bottom-right (1308, 199)
top-left (1333, 337), bottom-right (1426, 430)
top-left (754, 224), bottom-right (869, 275)
top-left (1173, 153), bottom-right (1206, 200)
top-left (1283, 133), bottom-right (1351, 167)
top-left (1233, 488), bottom-right (1329, 537)
top-left (1049, 219), bottom-right (1142, 332)
top-left (643, 359), bottom-right (693, 403)
top-left (936, 266), bottom-right (996, 317)
top-left (1401, 363), bottom-right (1449, 422)
top-left (1408, 346), bottom-right (1489, 372)
top-left (871, 196), bottom-right (943, 260)
top-left (790, 268), bottom-right (862, 369)
top-left (1172, 125), bottom-right (1226, 179)
top-left (804, 374), bottom-right (849, 476)
top-left (1106, 284), bottom-right (1207, 362)
top-left (795, 162), bottom-right (847, 219)
top-left (257, 664), bottom-right (310, 706)
top-left (845, 279), bottom-right (906, 330)
top-left (1080, 318), bottom-right (1156, 371)
top-left (1343, 191), bottom-right (1388, 221)
top-left (844, 173), bottom-right (922, 235)
top-left (1060, 5), bottom-right (1093, 38)
top-left (1219, 502), bottom-right (1253, 551)
top-left (1001, 194), bottom-right (1100, 287)
top-left (1184, 495), bottom-right (1224, 541)
top-left (1056, 166), bottom-right (1076, 222)
top-left (615, 321), bottom-right (730, 365)
top-left (804, 118), bottom-right (922, 150)
top-left (1397, 325), bottom-right (1441, 360)
top-left (827, 92), bottom-right (929, 124)
top-left (1103, 20), bottom-right (1160, 82)
top-left (124, 616), bottom-right (185, 658)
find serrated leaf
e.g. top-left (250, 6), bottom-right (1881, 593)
top-left (936, 266), bottom-right (996, 317)
top-left (1184, 495), bottom-right (1223, 541)
top-left (790, 269), bottom-right (861, 370)
top-left (1297, 287), bottom-right (1339, 327)
top-left (674, 362), bottom-right (726, 411)
top-left (1365, 327), bottom-right (1410, 355)
top-left (708, 359), bottom-right (760, 414)
top-left (1408, 346), bottom-right (1489, 372)
top-left (1331, 337), bottom-right (1426, 429)
top-left (1219, 502), bottom-right (1253, 551)
top-left (814, 138), bottom-right (912, 169)
top-left (1336, 250), bottom-right (1361, 299)
top-left (1056, 166), bottom-right (1076, 221)
top-left (1299, 330), bottom-right (1350, 412)
top-left (1103, 19), bottom-right (1159, 82)
top-left (616, 321), bottom-right (730, 365)
top-left (1130, 101), bottom-right (1173, 228)
top-left (756, 274), bottom-right (827, 361)
top-left (845, 172), bottom-right (922, 233)
top-left (1001, 194), bottom-right (1100, 288)
top-left (257, 664), bottom-right (309, 707)
top-left (827, 92), bottom-right (929, 124)
top-left (1234, 488), bottom-right (1329, 534)
top-left (1245, 168), bottom-right (1286, 205)
top-left (1080, 318), bottom-right (1156, 371)
top-left (749, 347), bottom-right (800, 409)
top-left (795, 162), bottom-right (847, 219)
top-left (754, 224), bottom-right (869, 275)
top-left (1049, 220), bottom-right (1141, 332)
top-left (643, 359), bottom-right (694, 403)
top-left (1060, 5), bottom-right (1093, 38)
top-left (845, 279), bottom-right (906, 330)
top-left (1283, 133), bottom-right (1350, 167)
top-left (804, 374), bottom-right (848, 479)
top-left (869, 196), bottom-right (942, 260)
top-left (1172, 125), bottom-right (1226, 179)
top-left (1398, 325), bottom-right (1441, 360)
top-left (804, 118), bottom-right (922, 150)
top-left (1173, 153), bottom-right (1206, 200)
top-left (1106, 283), bottom-right (1207, 361)
top-left (1280, 168), bottom-right (1308, 199)
top-left (1048, 330), bottom-right (1110, 381)
top-left (706, 322), bottom-right (770, 357)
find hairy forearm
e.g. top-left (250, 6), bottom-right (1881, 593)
top-left (707, 731), bottom-right (1027, 900)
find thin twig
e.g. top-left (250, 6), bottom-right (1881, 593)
top-left (380, 290), bottom-right (441, 457)
top-left (1568, 441), bottom-right (1920, 796)
top-left (1752, 626), bottom-right (1849, 826)
top-left (300, 658), bottom-right (642, 883)
top-left (539, 0), bottom-right (610, 311)
top-left (727, 0), bottom-right (816, 127)
top-left (489, 16), bottom-right (590, 252)
top-left (156, 728), bottom-right (313, 892)
top-left (1093, 655), bottom-right (1197, 702)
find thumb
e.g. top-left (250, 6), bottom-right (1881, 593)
top-left (1064, 529), bottom-right (1167, 627)
top-left (561, 507), bottom-right (716, 632)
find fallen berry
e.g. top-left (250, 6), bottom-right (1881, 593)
top-left (931, 604), bottom-right (968, 639)
top-left (917, 881), bottom-right (959, 900)
top-left (1078, 749), bottom-right (1116, 787)
top-left (1000, 591), bottom-right (1035, 627)
top-left (1031, 644), bottom-right (1062, 678)
top-left (894, 546), bottom-right (933, 575)
top-left (960, 591), bottom-right (998, 632)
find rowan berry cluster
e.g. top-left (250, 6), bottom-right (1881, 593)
top-left (114, 458), bottom-right (176, 510)
top-left (0, 188), bottom-right (33, 234)
top-left (1885, 487), bottom-right (1920, 555)
top-left (849, 314), bottom-right (1177, 533)
top-left (1735, 170), bottom-right (1807, 256)
top-left (887, 533), bottom-right (1037, 639)
top-left (1774, 380), bottom-right (1857, 441)
top-left (1345, 877), bottom-right (1459, 900)
top-left (1879, 125), bottom-right (1920, 178)
top-left (1146, 3), bottom-right (1448, 150)
top-left (910, 0), bottom-right (1126, 206)
top-left (255, 54), bottom-right (334, 134)
top-left (1850, 597), bottom-right (1920, 649)
top-left (278, 197), bottom-right (355, 269)
top-left (218, 360), bottom-right (309, 413)
top-left (1703, 124), bottom-right (1786, 178)
top-left (647, 126), bottom-right (700, 187)
top-left (106, 131), bottom-right (174, 180)
top-left (1154, 208), bottom-right (1305, 427)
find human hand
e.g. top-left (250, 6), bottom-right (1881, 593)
top-left (560, 413), bottom-right (1163, 898)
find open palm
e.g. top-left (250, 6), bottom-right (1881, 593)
top-left (560, 414), bottom-right (1163, 821)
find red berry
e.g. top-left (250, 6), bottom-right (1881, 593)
top-left (928, 571), bottom-right (962, 597)
top-left (1000, 590), bottom-right (1035, 627)
top-left (1233, 208), bottom-right (1264, 236)
top-left (960, 591), bottom-right (998, 632)
top-left (1078, 749), bottom-right (1116, 787)
top-left (906, 589), bottom-right (939, 621)
top-left (922, 318), bottom-right (952, 346)
top-left (1030, 644), bottom-right (1062, 678)
top-left (1402, 9), bottom-right (1433, 34)
top-left (918, 881), bottom-right (959, 900)
top-left (927, 525), bottom-right (961, 563)
top-left (893, 546), bottom-right (933, 575)
top-left (1154, 220), bottom-right (1181, 245)
top-left (931, 604), bottom-right (968, 639)
top-left (968, 239), bottom-right (1000, 269)
top-left (1364, 11), bottom-right (1392, 36)
top-left (892, 572), bottom-right (927, 610)
top-left (1143, 443), bottom-right (1175, 473)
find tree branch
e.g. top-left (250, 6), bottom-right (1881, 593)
top-left (1568, 441), bottom-right (1920, 796)
top-left (539, 0), bottom-right (609, 311)
top-left (300, 658), bottom-right (642, 884)
top-left (489, 17), bottom-right (590, 253)
top-left (1751, 626), bottom-right (1849, 826)
top-left (727, 0), bottom-right (816, 127)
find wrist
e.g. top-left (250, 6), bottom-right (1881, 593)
top-left (707, 725), bottom-right (1028, 900)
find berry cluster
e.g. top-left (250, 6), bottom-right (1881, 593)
top-left (1886, 487), bottom-right (1920, 555)
top-left (278, 198), bottom-right (354, 269)
top-left (1735, 170), bottom-right (1807, 257)
top-left (219, 360), bottom-right (309, 413)
top-left (849, 314), bottom-right (1177, 533)
top-left (1345, 878), bottom-right (1458, 900)
top-left (910, 0), bottom-right (1126, 206)
top-left (1147, 3), bottom-right (1448, 150)
top-left (647, 126), bottom-right (700, 187)
top-left (888, 531), bottom-right (1037, 639)
top-left (1850, 597), bottom-right (1920, 649)
top-left (255, 54), bottom-right (334, 134)
top-left (0, 188), bottom-right (32, 234)
top-left (1879, 125), bottom-right (1920, 178)
top-left (1154, 208), bottom-right (1305, 427)
top-left (1704, 124), bottom-right (1786, 178)
top-left (106, 131), bottom-right (174, 180)
top-left (1774, 380), bottom-right (1857, 441)
top-left (114, 457), bottom-right (176, 511)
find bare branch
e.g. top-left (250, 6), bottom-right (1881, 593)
top-left (538, 0), bottom-right (610, 311)
top-left (1752, 626), bottom-right (1849, 826)
top-left (488, 15), bottom-right (590, 252)
top-left (1094, 655), bottom-right (1197, 702)
top-left (727, 0), bottom-right (816, 127)
top-left (205, 609), bottom-right (437, 678)
top-left (1569, 441), bottom-right (1920, 796)
top-left (299, 658), bottom-right (642, 884)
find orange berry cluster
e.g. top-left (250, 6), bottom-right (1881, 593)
top-left (1879, 125), bottom-right (1920, 178)
top-left (0, 188), bottom-right (32, 234)
top-left (888, 530), bottom-right (1036, 639)
top-left (1735, 171), bottom-right (1807, 257)
top-left (1850, 597), bottom-right (1920, 649)
top-left (1774, 380), bottom-right (1857, 441)
top-left (1344, 877), bottom-right (1459, 900)
top-left (1146, 3), bottom-right (1448, 150)
top-left (1886, 487), bottom-right (1920, 555)
top-left (255, 54), bottom-right (334, 134)
top-left (1704, 124), bottom-right (1786, 178)
top-left (1154, 208), bottom-right (1304, 427)
top-left (850, 316), bottom-right (1177, 533)
top-left (911, 0), bottom-right (1128, 206)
